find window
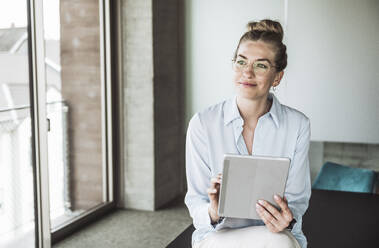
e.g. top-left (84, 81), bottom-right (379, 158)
top-left (0, 0), bottom-right (117, 247)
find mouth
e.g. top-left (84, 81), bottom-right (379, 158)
top-left (239, 82), bottom-right (257, 87)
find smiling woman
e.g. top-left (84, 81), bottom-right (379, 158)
top-left (232, 21), bottom-right (285, 107)
top-left (233, 40), bottom-right (281, 109)
top-left (185, 19), bottom-right (310, 248)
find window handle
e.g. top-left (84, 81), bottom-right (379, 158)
top-left (47, 118), bottom-right (50, 132)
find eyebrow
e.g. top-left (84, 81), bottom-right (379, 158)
top-left (237, 54), bottom-right (273, 65)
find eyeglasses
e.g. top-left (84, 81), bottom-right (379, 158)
top-left (232, 58), bottom-right (276, 76)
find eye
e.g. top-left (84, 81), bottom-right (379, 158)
top-left (236, 60), bottom-right (247, 66)
top-left (256, 63), bottom-right (268, 69)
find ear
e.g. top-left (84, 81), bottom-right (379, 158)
top-left (273, 71), bottom-right (284, 87)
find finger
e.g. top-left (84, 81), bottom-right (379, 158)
top-left (258, 200), bottom-right (282, 222)
top-left (210, 177), bottom-right (221, 185)
top-left (258, 200), bottom-right (289, 229)
top-left (209, 177), bottom-right (221, 192)
top-left (274, 195), bottom-right (293, 221)
top-left (215, 183), bottom-right (220, 190)
top-left (274, 195), bottom-right (290, 213)
top-left (211, 178), bottom-right (221, 190)
top-left (207, 188), bottom-right (217, 194)
top-left (264, 220), bottom-right (279, 233)
top-left (257, 208), bottom-right (279, 233)
top-left (257, 204), bottom-right (287, 231)
top-left (217, 174), bottom-right (222, 186)
top-left (256, 203), bottom-right (280, 227)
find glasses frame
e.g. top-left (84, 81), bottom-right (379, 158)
top-left (231, 58), bottom-right (278, 76)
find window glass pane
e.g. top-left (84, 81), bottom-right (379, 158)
top-left (0, 0), bottom-right (36, 247)
top-left (42, 0), bottom-right (106, 229)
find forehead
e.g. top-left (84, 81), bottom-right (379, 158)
top-left (237, 40), bottom-right (276, 61)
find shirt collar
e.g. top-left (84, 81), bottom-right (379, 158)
top-left (268, 93), bottom-right (282, 128)
top-left (223, 92), bottom-right (282, 128)
top-left (223, 95), bottom-right (241, 126)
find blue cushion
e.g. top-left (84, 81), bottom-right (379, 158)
top-left (312, 161), bottom-right (376, 193)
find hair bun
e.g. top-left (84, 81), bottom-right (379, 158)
top-left (247, 19), bottom-right (284, 41)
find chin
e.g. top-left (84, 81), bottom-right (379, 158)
top-left (236, 87), bottom-right (266, 100)
top-left (237, 90), bottom-right (257, 100)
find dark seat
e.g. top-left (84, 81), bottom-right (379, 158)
top-left (167, 189), bottom-right (379, 248)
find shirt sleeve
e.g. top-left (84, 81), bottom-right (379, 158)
top-left (184, 113), bottom-right (216, 231)
top-left (284, 116), bottom-right (312, 244)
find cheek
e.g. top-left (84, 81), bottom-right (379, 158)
top-left (261, 75), bottom-right (276, 87)
top-left (232, 72), bottom-right (241, 84)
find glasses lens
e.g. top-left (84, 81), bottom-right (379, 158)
top-left (233, 59), bottom-right (272, 76)
top-left (253, 61), bottom-right (270, 76)
top-left (233, 59), bottom-right (247, 70)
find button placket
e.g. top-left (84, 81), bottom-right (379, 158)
top-left (236, 126), bottom-right (248, 155)
top-left (252, 118), bottom-right (262, 154)
top-left (233, 118), bottom-right (248, 155)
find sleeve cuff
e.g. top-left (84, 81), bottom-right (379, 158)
top-left (193, 202), bottom-right (226, 230)
top-left (193, 202), bottom-right (216, 230)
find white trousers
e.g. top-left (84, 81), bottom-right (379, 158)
top-left (193, 226), bottom-right (301, 248)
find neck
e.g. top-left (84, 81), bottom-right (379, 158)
top-left (236, 94), bottom-right (271, 128)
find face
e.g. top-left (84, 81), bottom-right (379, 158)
top-left (233, 40), bottom-right (283, 100)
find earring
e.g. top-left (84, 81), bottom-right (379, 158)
top-left (273, 86), bottom-right (277, 92)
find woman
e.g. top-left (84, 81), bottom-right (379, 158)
top-left (185, 19), bottom-right (311, 248)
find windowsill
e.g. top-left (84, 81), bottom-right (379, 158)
top-left (53, 196), bottom-right (191, 248)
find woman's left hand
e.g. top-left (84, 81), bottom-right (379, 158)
top-left (256, 194), bottom-right (293, 233)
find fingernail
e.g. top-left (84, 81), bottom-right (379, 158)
top-left (255, 203), bottom-right (260, 209)
top-left (258, 200), bottom-right (264, 205)
top-left (274, 194), bottom-right (280, 200)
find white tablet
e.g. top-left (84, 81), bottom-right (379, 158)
top-left (218, 154), bottom-right (290, 220)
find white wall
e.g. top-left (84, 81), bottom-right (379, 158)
top-left (185, 0), bottom-right (379, 144)
top-left (277, 0), bottom-right (379, 143)
top-left (184, 0), bottom-right (285, 122)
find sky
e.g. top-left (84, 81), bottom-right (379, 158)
top-left (0, 0), bottom-right (60, 40)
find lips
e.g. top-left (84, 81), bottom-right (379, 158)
top-left (239, 82), bottom-right (257, 86)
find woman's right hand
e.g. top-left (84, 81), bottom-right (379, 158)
top-left (207, 173), bottom-right (222, 223)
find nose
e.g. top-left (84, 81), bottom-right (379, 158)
top-left (242, 65), bottom-right (255, 78)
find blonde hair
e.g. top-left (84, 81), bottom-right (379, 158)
top-left (233, 19), bottom-right (287, 72)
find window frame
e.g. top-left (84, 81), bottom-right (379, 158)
top-left (26, 0), bottom-right (122, 246)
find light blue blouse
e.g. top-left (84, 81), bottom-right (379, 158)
top-left (184, 93), bottom-right (311, 248)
